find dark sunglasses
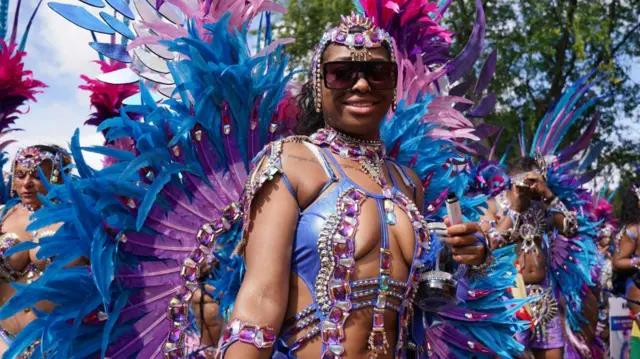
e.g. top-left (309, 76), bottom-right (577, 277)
top-left (322, 61), bottom-right (398, 90)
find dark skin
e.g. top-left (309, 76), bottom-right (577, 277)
top-left (479, 170), bottom-right (571, 359)
top-left (223, 44), bottom-right (486, 358)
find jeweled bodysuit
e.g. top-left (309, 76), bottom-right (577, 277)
top-left (217, 129), bottom-right (433, 358)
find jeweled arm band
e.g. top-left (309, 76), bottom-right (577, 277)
top-left (215, 318), bottom-right (277, 358)
top-left (546, 197), bottom-right (578, 237)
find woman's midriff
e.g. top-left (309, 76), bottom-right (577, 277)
top-left (285, 198), bottom-right (413, 359)
top-left (0, 280), bottom-right (37, 335)
top-left (519, 241), bottom-right (547, 284)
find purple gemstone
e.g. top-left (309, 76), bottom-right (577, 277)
top-left (263, 330), bottom-right (276, 342)
top-left (334, 265), bottom-right (348, 280)
top-left (371, 32), bottom-right (380, 42)
top-left (170, 305), bottom-right (187, 322)
top-left (331, 284), bottom-right (347, 300)
top-left (349, 191), bottom-right (364, 201)
top-left (191, 248), bottom-right (204, 262)
top-left (177, 287), bottom-right (192, 301)
top-left (373, 312), bottom-right (384, 328)
top-left (181, 266), bottom-right (198, 282)
top-left (338, 223), bottom-right (354, 237)
top-left (168, 328), bottom-right (183, 343)
top-left (345, 204), bottom-right (357, 217)
top-left (373, 332), bottom-right (385, 346)
top-left (329, 307), bottom-right (343, 323)
top-left (381, 252), bottom-right (391, 270)
top-left (354, 33), bottom-right (365, 46)
top-left (200, 233), bottom-right (214, 246)
top-left (336, 33), bottom-right (347, 42)
top-left (334, 241), bottom-right (353, 258)
top-left (383, 188), bottom-right (393, 198)
top-left (239, 328), bottom-right (256, 341)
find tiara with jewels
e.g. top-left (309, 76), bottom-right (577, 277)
top-left (11, 146), bottom-right (63, 185)
top-left (311, 13), bottom-right (396, 113)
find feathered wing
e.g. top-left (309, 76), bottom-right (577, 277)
top-left (0, 9), bottom-right (295, 359)
top-left (525, 76), bottom-right (604, 358)
top-left (49, 0), bottom-right (288, 100)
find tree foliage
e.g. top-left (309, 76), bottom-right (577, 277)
top-left (447, 0), bottom-right (640, 189)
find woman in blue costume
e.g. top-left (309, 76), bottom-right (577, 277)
top-left (0, 1), bottom-right (528, 358)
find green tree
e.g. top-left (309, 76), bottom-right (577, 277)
top-left (277, 0), bottom-right (355, 72)
top-left (447, 0), bottom-right (640, 192)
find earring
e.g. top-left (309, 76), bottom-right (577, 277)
top-left (392, 88), bottom-right (397, 112)
top-left (50, 169), bottom-right (60, 184)
top-left (314, 62), bottom-right (322, 113)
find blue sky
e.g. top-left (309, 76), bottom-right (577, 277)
top-left (6, 0), bottom-right (640, 171)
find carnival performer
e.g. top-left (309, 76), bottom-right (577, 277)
top-left (612, 186), bottom-right (640, 323)
top-left (0, 145), bottom-right (69, 356)
top-left (476, 76), bottom-right (603, 359)
top-left (0, 1), bottom-right (528, 358)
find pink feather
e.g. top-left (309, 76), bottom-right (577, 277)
top-left (0, 40), bottom-right (46, 138)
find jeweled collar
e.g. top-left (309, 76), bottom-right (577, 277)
top-left (309, 127), bottom-right (386, 162)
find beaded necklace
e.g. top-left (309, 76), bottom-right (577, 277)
top-left (309, 127), bottom-right (398, 226)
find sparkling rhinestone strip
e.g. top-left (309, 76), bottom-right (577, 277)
top-left (391, 192), bottom-right (432, 358)
top-left (215, 318), bottom-right (277, 358)
top-left (163, 202), bottom-right (242, 358)
top-left (317, 187), bottom-right (366, 359)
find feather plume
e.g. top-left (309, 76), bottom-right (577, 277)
top-left (0, 40), bottom-right (46, 136)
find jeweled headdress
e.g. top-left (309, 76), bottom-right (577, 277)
top-left (10, 146), bottom-right (63, 195)
top-left (311, 13), bottom-right (397, 113)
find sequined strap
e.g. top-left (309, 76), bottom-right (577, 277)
top-left (215, 319), bottom-right (277, 359)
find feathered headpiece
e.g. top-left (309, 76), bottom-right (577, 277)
top-left (353, 0), bottom-right (452, 65)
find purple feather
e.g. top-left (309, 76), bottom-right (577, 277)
top-left (445, 0), bottom-right (485, 83)
top-left (466, 93), bottom-right (497, 118)
top-left (448, 79), bottom-right (473, 97)
top-left (117, 286), bottom-right (178, 322)
top-left (107, 311), bottom-right (169, 358)
top-left (558, 114), bottom-right (599, 161)
top-left (473, 49), bottom-right (497, 95)
top-left (117, 260), bottom-right (181, 287)
top-left (121, 232), bottom-right (195, 259)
